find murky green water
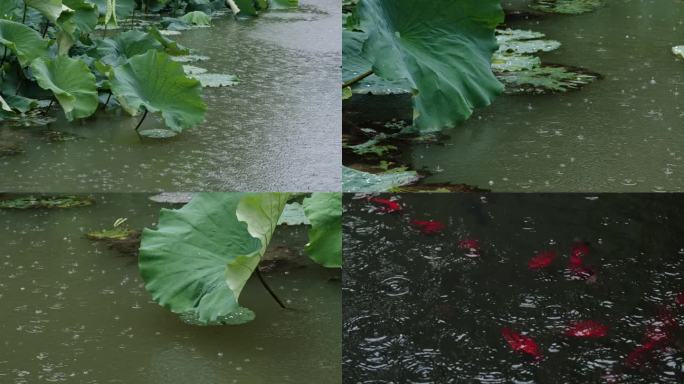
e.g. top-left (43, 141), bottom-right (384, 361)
top-left (0, 194), bottom-right (341, 383)
top-left (408, 0), bottom-right (684, 192)
top-left (343, 194), bottom-right (684, 383)
top-left (0, 0), bottom-right (340, 192)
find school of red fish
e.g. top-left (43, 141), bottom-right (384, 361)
top-left (366, 196), bottom-right (683, 374)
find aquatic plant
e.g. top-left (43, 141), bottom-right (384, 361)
top-left (0, 195), bottom-right (95, 209)
top-left (138, 192), bottom-right (341, 325)
top-left (343, 0), bottom-right (504, 134)
top-left (0, 0), bottom-right (293, 136)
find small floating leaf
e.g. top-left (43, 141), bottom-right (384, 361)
top-left (342, 166), bottom-right (420, 192)
top-left (498, 65), bottom-right (599, 95)
top-left (86, 227), bottom-right (137, 241)
top-left (138, 129), bottom-right (179, 139)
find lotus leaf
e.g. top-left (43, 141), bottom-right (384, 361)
top-left (357, 0), bottom-right (504, 133)
top-left (138, 193), bottom-right (289, 324)
top-left (303, 193), bottom-right (342, 268)
top-left (30, 56), bottom-right (98, 120)
top-left (25, 0), bottom-right (64, 23)
top-left (0, 19), bottom-right (50, 66)
top-left (109, 49), bottom-right (206, 132)
top-left (179, 11), bottom-right (211, 25)
top-left (92, 29), bottom-right (163, 65)
top-left (342, 166), bottom-right (420, 192)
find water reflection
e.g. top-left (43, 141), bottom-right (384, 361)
top-left (343, 194), bottom-right (684, 383)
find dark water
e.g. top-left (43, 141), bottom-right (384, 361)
top-left (0, 194), bottom-right (341, 383)
top-left (408, 0), bottom-right (684, 192)
top-left (0, 0), bottom-right (340, 192)
top-left (343, 194), bottom-right (684, 383)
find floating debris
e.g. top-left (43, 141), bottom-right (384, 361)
top-left (673, 46), bottom-right (684, 60)
top-left (530, 0), bottom-right (604, 15)
top-left (0, 196), bottom-right (95, 209)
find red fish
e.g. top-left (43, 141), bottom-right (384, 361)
top-left (563, 320), bottom-right (608, 338)
top-left (528, 250), bottom-right (556, 270)
top-left (625, 307), bottom-right (679, 368)
top-left (411, 219), bottom-right (445, 235)
top-left (458, 238), bottom-right (480, 250)
top-left (501, 327), bottom-right (542, 360)
top-left (368, 197), bottom-right (401, 213)
top-left (571, 243), bottom-right (590, 258)
top-left (675, 293), bottom-right (684, 306)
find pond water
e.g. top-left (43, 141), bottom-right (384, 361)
top-left (343, 194), bottom-right (684, 383)
top-left (0, 0), bottom-right (340, 192)
top-left (407, 0), bottom-right (684, 192)
top-left (0, 194), bottom-right (341, 383)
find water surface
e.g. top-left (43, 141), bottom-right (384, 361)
top-left (0, 194), bottom-right (341, 383)
top-left (344, 193), bottom-right (684, 383)
top-left (0, 0), bottom-right (340, 192)
top-left (408, 0), bottom-right (684, 192)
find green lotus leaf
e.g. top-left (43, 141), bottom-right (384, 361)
top-left (4, 93), bottom-right (40, 113)
top-left (303, 193), bottom-right (341, 268)
top-left (147, 26), bottom-right (190, 56)
top-left (30, 56), bottom-right (98, 120)
top-left (342, 166), bottom-right (420, 192)
top-left (674, 46), bottom-right (684, 60)
top-left (0, 94), bottom-right (10, 111)
top-left (0, 19), bottom-right (50, 67)
top-left (60, 0), bottom-right (98, 33)
top-left (0, 0), bottom-right (23, 21)
top-left (138, 192), bottom-right (289, 324)
top-left (91, 29), bottom-right (163, 65)
top-left (179, 11), bottom-right (211, 25)
top-left (192, 73), bottom-right (238, 87)
top-left (25, 0), bottom-right (64, 23)
top-left (109, 49), bottom-right (206, 132)
top-left (233, 0), bottom-right (259, 16)
top-left (89, 0), bottom-right (135, 21)
top-left (357, 0), bottom-right (504, 133)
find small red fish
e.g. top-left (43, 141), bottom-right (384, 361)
top-left (571, 242), bottom-right (590, 258)
top-left (528, 250), bottom-right (556, 270)
top-left (563, 320), bottom-right (608, 338)
top-left (411, 219), bottom-right (445, 235)
top-left (625, 307), bottom-right (679, 368)
top-left (368, 197), bottom-right (401, 213)
top-left (675, 293), bottom-right (684, 306)
top-left (458, 238), bottom-right (479, 250)
top-left (501, 327), bottom-right (542, 360)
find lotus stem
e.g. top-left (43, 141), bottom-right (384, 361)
top-left (103, 92), bottom-right (112, 108)
top-left (41, 22), bottom-right (49, 38)
top-left (0, 47), bottom-right (7, 69)
top-left (134, 109), bottom-right (148, 131)
top-left (225, 0), bottom-right (240, 16)
top-left (255, 269), bottom-right (288, 309)
top-left (21, 3), bottom-right (27, 24)
top-left (343, 69), bottom-right (374, 88)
